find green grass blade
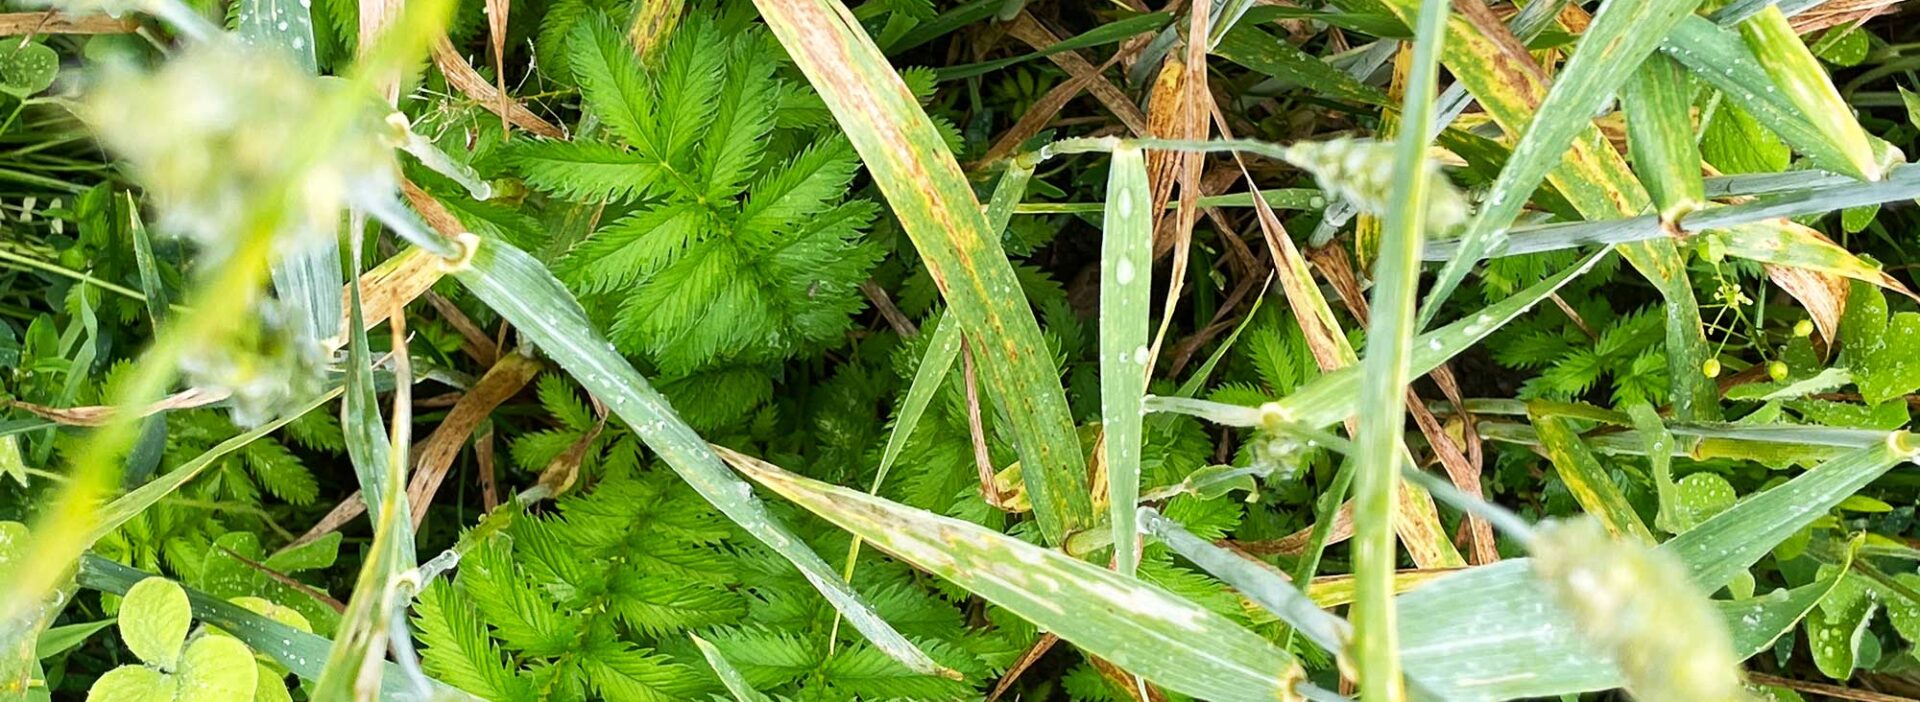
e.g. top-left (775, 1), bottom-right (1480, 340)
top-left (934, 12), bottom-right (1172, 81)
top-left (1214, 25), bottom-right (1391, 106)
top-left (337, 239), bottom-right (411, 553)
top-left (752, 0), bottom-right (1093, 543)
top-left (312, 256), bottom-right (417, 699)
top-left (126, 199), bottom-right (169, 325)
top-left (1623, 53), bottom-right (1706, 221)
top-left (1101, 145), bottom-right (1152, 577)
top-left (721, 449), bottom-right (1306, 702)
top-left (449, 235), bottom-right (950, 678)
top-left (1349, 0), bottom-right (1451, 692)
top-left (1394, 442), bottom-right (1907, 700)
top-left (1423, 166), bottom-right (1920, 271)
top-left (1529, 414), bottom-right (1656, 543)
top-left (1370, 0), bottom-right (1719, 421)
top-left (837, 315), bottom-right (962, 591)
top-left (243, 0), bottom-right (336, 348)
top-left (1660, 16), bottom-right (1863, 178)
top-left (1627, 403), bottom-right (1685, 536)
top-left (1412, 0), bottom-right (1707, 327)
top-left (1738, 5), bottom-right (1884, 180)
top-left (1396, 555), bottom-right (1850, 700)
top-left (86, 389), bottom-right (340, 544)
top-left (75, 556), bottom-right (480, 702)
top-left (1673, 438), bottom-right (1911, 590)
top-left (1138, 508), bottom-right (1350, 655)
top-left (1193, 247), bottom-right (1609, 432)
top-left (870, 316), bottom-right (961, 500)
top-left (236, 0), bottom-right (319, 72)
top-left (691, 634), bottom-right (775, 702)
top-left (1012, 188), bottom-right (1326, 215)
top-left (1722, 221), bottom-right (1911, 293)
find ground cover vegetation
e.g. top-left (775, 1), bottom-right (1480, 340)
top-left (5, 0), bottom-right (1920, 698)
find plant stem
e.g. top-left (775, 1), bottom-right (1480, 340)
top-left (1349, 0), bottom-right (1449, 697)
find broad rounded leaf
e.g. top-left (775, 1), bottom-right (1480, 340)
top-left (85, 665), bottom-right (173, 702)
top-left (251, 663), bottom-right (294, 702)
top-left (120, 577), bottom-right (191, 669)
top-left (177, 635), bottom-right (260, 702)
top-left (0, 43), bottom-right (57, 97)
top-left (1806, 599), bottom-right (1874, 679)
top-left (1671, 472), bottom-right (1738, 531)
top-left (1885, 573), bottom-right (1920, 643)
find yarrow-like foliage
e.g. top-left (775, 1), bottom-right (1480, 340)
top-left (510, 11), bottom-right (881, 375)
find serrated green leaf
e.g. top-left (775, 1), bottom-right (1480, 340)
top-left (451, 236), bottom-right (947, 677)
top-left (121, 577), bottom-right (191, 670)
top-left (750, 0), bottom-right (1092, 543)
top-left (692, 634), bottom-right (774, 702)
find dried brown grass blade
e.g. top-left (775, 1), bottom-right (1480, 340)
top-left (429, 36), bottom-right (567, 139)
top-left (10, 388), bottom-right (229, 427)
top-left (1769, 263), bottom-right (1850, 346)
top-left (1004, 13), bottom-right (1148, 135)
top-left (1789, 0), bottom-right (1902, 33)
top-left (409, 351), bottom-right (542, 525)
top-left (0, 11), bottom-right (137, 35)
top-left (1236, 153), bottom-right (1463, 568)
top-left (977, 70), bottom-right (1101, 167)
top-left (1142, 6), bottom-right (1210, 379)
top-left (485, 0), bottom-right (509, 135)
top-left (1308, 245), bottom-right (1497, 564)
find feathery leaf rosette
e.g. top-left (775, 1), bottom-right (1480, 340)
top-left (1530, 518), bottom-right (1750, 702)
top-left (513, 12), bottom-right (880, 374)
top-left (82, 39), bottom-right (397, 261)
top-left (1281, 137), bottom-right (1469, 236)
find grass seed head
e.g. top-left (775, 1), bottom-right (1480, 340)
top-left (1280, 137), bottom-right (1469, 236)
top-left (83, 40), bottom-right (396, 263)
top-left (177, 296), bottom-right (327, 427)
top-left (1532, 518), bottom-right (1751, 702)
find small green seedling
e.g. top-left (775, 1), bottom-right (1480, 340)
top-left (85, 577), bottom-right (257, 702)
